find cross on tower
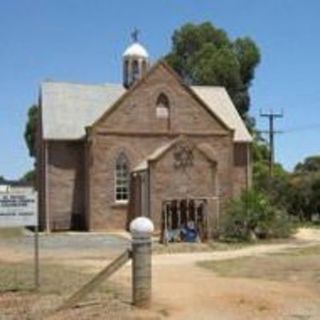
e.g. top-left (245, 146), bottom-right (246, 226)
top-left (131, 28), bottom-right (139, 42)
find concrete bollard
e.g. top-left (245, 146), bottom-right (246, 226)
top-left (130, 217), bottom-right (154, 308)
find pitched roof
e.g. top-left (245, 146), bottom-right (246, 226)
top-left (41, 78), bottom-right (251, 142)
top-left (191, 86), bottom-right (252, 142)
top-left (41, 81), bottom-right (125, 140)
top-left (133, 140), bottom-right (177, 171)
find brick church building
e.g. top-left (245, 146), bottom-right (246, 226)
top-left (37, 37), bottom-right (252, 235)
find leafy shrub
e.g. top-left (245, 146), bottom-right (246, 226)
top-left (220, 189), bottom-right (295, 241)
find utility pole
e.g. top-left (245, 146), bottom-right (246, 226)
top-left (260, 109), bottom-right (283, 177)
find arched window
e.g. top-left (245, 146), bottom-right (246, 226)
top-left (156, 93), bottom-right (170, 119)
top-left (115, 153), bottom-right (130, 202)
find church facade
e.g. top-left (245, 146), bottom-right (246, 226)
top-left (37, 39), bottom-right (252, 234)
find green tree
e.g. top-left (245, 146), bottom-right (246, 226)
top-left (287, 156), bottom-right (320, 221)
top-left (295, 156), bottom-right (320, 173)
top-left (24, 104), bottom-right (39, 188)
top-left (221, 189), bottom-right (294, 241)
top-left (165, 22), bottom-right (261, 117)
top-left (0, 176), bottom-right (5, 183)
top-left (246, 117), bottom-right (290, 205)
top-left (20, 170), bottom-right (36, 185)
top-left (251, 129), bottom-right (270, 188)
top-left (24, 104), bottom-right (39, 158)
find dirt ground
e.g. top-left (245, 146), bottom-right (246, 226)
top-left (0, 228), bottom-right (320, 319)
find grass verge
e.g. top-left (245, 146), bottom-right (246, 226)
top-left (0, 260), bottom-right (132, 320)
top-left (198, 245), bottom-right (320, 290)
top-left (153, 238), bottom-right (293, 255)
top-left (0, 227), bottom-right (26, 239)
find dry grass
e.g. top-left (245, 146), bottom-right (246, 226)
top-left (152, 238), bottom-right (292, 255)
top-left (1, 229), bottom-right (318, 319)
top-left (271, 244), bottom-right (320, 256)
top-left (0, 228), bottom-right (25, 239)
top-left (0, 260), bottom-right (133, 320)
top-left (198, 245), bottom-right (320, 293)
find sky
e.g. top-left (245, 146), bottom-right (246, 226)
top-left (0, 0), bottom-right (320, 179)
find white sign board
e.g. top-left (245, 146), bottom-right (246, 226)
top-left (0, 192), bottom-right (38, 227)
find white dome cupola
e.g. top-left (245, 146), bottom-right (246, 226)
top-left (123, 43), bottom-right (149, 59)
top-left (123, 29), bottom-right (150, 88)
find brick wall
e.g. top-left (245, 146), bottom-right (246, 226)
top-left (47, 141), bottom-right (85, 230)
top-left (149, 142), bottom-right (218, 228)
top-left (95, 64), bottom-right (229, 135)
top-left (233, 143), bottom-right (251, 197)
top-left (88, 134), bottom-right (235, 230)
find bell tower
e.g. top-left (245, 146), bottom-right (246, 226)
top-left (123, 29), bottom-right (149, 88)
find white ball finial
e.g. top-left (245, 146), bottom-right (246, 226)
top-left (130, 217), bottom-right (154, 236)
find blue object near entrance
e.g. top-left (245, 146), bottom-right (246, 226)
top-left (181, 226), bottom-right (198, 242)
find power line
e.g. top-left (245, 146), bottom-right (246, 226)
top-left (260, 109), bottom-right (283, 177)
top-left (281, 123), bottom-right (320, 133)
top-left (258, 124), bottom-right (320, 135)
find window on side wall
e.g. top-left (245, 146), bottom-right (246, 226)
top-left (115, 153), bottom-right (130, 203)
